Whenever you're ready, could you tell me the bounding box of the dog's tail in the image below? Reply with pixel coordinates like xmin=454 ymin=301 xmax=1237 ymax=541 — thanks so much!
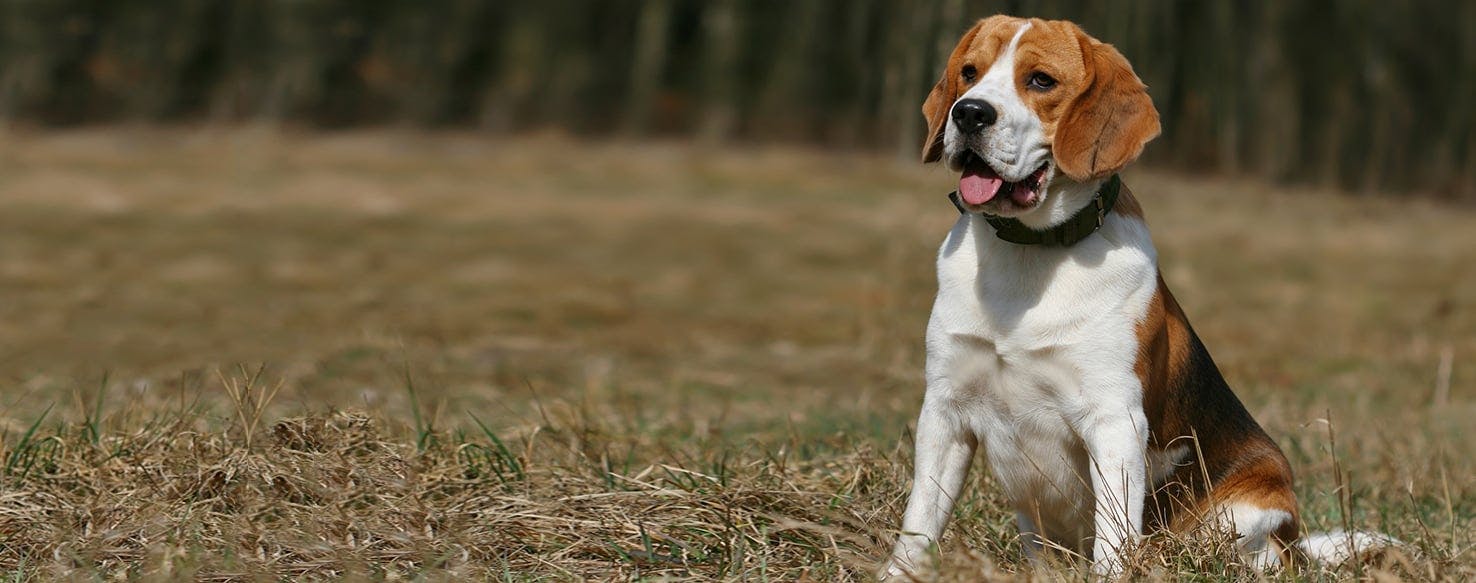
xmin=1295 ymin=530 xmax=1402 ymax=565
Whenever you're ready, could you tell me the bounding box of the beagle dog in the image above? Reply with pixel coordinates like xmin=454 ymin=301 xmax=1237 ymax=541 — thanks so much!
xmin=883 ymin=15 xmax=1388 ymax=578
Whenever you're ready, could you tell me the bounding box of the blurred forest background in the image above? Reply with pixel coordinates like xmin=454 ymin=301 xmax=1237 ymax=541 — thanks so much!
xmin=0 ymin=0 xmax=1472 ymax=198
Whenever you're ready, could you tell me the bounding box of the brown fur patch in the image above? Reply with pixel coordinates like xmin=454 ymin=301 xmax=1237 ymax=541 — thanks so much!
xmin=1134 ymin=277 xmax=1300 ymax=543
xmin=1051 ymin=31 xmax=1161 ymax=180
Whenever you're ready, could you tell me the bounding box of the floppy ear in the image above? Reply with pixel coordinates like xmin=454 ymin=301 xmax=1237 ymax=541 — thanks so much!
xmin=921 ymin=19 xmax=994 ymax=163
xmin=1053 ymin=32 xmax=1161 ymax=181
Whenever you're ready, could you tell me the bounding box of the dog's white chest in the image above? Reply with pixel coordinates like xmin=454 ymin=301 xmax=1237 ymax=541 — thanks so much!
xmin=941 ymin=332 xmax=1096 ymax=538
xmin=925 ymin=214 xmax=1158 ymax=539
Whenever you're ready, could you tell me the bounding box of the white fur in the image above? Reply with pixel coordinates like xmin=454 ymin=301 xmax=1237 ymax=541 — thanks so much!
xmin=1213 ymin=505 xmax=1399 ymax=569
xmin=1218 ymin=503 xmax=1295 ymax=569
xmin=1297 ymin=530 xmax=1402 ymax=566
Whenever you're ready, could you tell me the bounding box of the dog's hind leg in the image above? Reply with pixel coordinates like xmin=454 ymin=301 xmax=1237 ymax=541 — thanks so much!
xmin=1204 ymin=453 xmax=1302 ymax=569
xmin=1216 ymin=502 xmax=1298 ymax=569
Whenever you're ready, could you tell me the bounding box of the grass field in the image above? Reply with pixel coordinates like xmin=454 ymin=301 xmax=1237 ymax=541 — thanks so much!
xmin=0 ymin=129 xmax=1472 ymax=581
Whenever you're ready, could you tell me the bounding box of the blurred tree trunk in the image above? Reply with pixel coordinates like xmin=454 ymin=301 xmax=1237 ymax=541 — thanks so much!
xmin=698 ymin=0 xmax=739 ymax=143
xmin=482 ymin=6 xmax=546 ymax=131
xmin=1249 ymin=3 xmax=1298 ymax=182
xmin=0 ymin=0 xmax=46 ymax=121
xmin=1462 ymin=128 xmax=1476 ymax=200
xmin=511 ymin=0 xmax=600 ymax=131
xmin=889 ymin=0 xmax=937 ymax=160
xmin=830 ymin=0 xmax=876 ymax=147
xmin=1361 ymin=48 xmax=1394 ymax=195
xmin=623 ymin=0 xmax=673 ymax=136
xmin=1160 ymin=4 xmax=1204 ymax=169
xmin=1316 ymin=88 xmax=1351 ymax=189
xmin=1210 ymin=2 xmax=1240 ymax=174
xmin=933 ymin=0 xmax=966 ymax=77
xmin=930 ymin=0 xmax=966 ymax=78
xmin=209 ymin=0 xmax=260 ymax=122
xmin=754 ymin=0 xmax=823 ymax=139
xmin=914 ymin=0 xmax=966 ymax=151
xmin=1454 ymin=2 xmax=1476 ymax=199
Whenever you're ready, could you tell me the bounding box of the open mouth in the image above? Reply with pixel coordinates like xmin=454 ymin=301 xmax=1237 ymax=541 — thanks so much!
xmin=957 ymin=151 xmax=1048 ymax=209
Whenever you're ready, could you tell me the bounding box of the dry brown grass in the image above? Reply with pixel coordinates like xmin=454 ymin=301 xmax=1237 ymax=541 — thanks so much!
xmin=0 ymin=129 xmax=1472 ymax=580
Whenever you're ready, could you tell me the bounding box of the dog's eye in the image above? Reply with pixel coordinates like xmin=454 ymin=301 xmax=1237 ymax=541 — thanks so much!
xmin=961 ymin=65 xmax=977 ymax=83
xmin=1026 ymin=72 xmax=1057 ymax=90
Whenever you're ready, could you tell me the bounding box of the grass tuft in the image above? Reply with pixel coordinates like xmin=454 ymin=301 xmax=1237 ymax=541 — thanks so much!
xmin=2 ymin=403 xmax=56 ymax=486
xmin=219 ymin=365 xmax=284 ymax=450
xmin=463 ymin=412 xmax=525 ymax=487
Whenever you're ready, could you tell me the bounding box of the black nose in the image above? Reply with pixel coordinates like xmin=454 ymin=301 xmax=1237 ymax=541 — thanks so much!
xmin=951 ymin=99 xmax=997 ymax=133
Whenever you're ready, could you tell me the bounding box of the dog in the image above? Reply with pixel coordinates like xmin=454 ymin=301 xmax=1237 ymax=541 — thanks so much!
xmin=882 ymin=15 xmax=1392 ymax=579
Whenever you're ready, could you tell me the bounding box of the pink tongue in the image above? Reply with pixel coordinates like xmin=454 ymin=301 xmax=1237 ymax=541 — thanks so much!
xmin=959 ymin=171 xmax=1004 ymax=205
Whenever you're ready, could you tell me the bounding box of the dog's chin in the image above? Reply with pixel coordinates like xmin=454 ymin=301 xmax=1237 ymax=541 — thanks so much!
xmin=951 ymin=149 xmax=1051 ymax=217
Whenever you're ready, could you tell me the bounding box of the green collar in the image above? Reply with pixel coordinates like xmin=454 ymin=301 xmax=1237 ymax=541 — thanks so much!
xmin=948 ymin=174 xmax=1122 ymax=247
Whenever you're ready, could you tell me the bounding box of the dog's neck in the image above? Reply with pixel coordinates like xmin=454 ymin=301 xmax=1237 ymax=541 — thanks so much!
xmin=950 ymin=175 xmax=1119 ymax=247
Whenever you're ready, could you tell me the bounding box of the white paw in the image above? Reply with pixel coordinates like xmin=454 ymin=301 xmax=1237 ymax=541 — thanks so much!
xmin=1090 ymin=556 xmax=1126 ymax=579
xmin=877 ymin=560 xmax=911 ymax=581
xmin=879 ymin=542 xmax=931 ymax=581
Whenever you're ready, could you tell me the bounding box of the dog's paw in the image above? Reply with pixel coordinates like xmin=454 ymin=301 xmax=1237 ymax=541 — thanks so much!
xmin=1090 ymin=556 xmax=1127 ymax=579
xmin=880 ymin=534 xmax=940 ymax=581
xmin=876 ymin=561 xmax=907 ymax=581
xmin=877 ymin=556 xmax=920 ymax=581
xmin=878 ymin=548 xmax=928 ymax=581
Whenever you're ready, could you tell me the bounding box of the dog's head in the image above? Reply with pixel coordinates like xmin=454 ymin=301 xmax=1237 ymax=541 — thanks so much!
xmin=923 ymin=16 xmax=1159 ymax=221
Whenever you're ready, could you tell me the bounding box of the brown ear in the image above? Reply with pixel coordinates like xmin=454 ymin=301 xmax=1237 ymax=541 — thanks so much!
xmin=1053 ymin=33 xmax=1161 ymax=181
xmin=921 ymin=18 xmax=998 ymax=163
xmin=920 ymin=75 xmax=953 ymax=163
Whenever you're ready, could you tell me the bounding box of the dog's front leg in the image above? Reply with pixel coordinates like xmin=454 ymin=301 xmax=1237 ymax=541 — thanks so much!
xmin=1079 ymin=394 xmax=1149 ymax=577
xmin=883 ymin=396 xmax=977 ymax=579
